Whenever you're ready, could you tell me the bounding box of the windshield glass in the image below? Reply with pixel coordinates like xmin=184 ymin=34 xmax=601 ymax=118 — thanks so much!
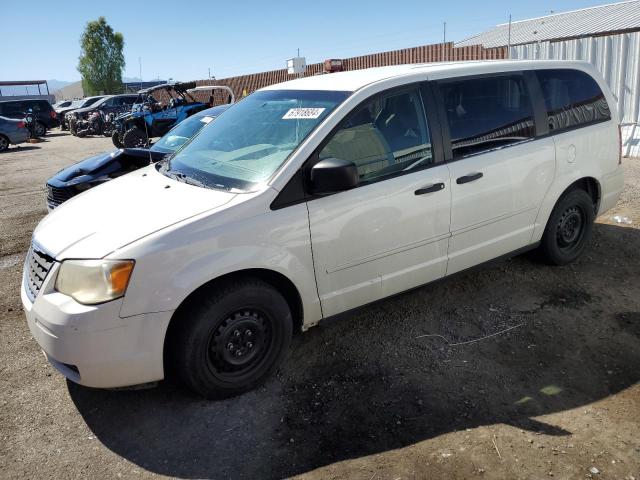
xmin=162 ymin=89 xmax=350 ymax=191
xmin=152 ymin=113 xmax=217 ymax=154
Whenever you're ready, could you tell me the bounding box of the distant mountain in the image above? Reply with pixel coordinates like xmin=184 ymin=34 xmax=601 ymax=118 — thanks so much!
xmin=48 ymin=79 xmax=75 ymax=92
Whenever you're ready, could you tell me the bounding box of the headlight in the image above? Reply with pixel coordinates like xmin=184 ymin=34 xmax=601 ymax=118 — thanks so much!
xmin=55 ymin=259 xmax=134 ymax=305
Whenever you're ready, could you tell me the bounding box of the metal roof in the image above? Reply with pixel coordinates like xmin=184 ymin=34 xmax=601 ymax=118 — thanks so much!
xmin=0 ymin=80 xmax=48 ymax=86
xmin=457 ymin=0 xmax=640 ymax=48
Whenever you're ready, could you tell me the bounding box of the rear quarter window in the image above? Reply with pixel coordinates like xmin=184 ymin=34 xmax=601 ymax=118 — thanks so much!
xmin=535 ymin=69 xmax=611 ymax=133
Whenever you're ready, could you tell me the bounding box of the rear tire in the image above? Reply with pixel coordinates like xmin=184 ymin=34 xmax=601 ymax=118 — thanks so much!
xmin=111 ymin=130 xmax=123 ymax=148
xmin=0 ymin=135 xmax=9 ymax=152
xmin=122 ymin=126 xmax=149 ymax=148
xmin=538 ymin=189 xmax=595 ymax=265
xmin=34 ymin=121 xmax=46 ymax=137
xmin=169 ymin=278 xmax=293 ymax=398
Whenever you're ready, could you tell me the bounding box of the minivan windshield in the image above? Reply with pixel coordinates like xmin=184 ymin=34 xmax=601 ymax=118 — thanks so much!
xmin=161 ymin=89 xmax=350 ymax=191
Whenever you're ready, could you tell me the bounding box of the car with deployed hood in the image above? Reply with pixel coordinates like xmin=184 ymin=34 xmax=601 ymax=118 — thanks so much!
xmin=23 ymin=60 xmax=624 ymax=398
xmin=45 ymin=104 xmax=230 ymax=209
xmin=67 ymin=94 xmax=138 ymax=135
xmin=57 ymin=96 xmax=105 ymax=130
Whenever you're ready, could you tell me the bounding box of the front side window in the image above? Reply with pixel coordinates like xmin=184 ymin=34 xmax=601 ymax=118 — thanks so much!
xmin=440 ymin=75 xmax=535 ymax=159
xmin=535 ymin=69 xmax=610 ymax=132
xmin=164 ymin=89 xmax=350 ymax=191
xmin=319 ymin=88 xmax=432 ymax=184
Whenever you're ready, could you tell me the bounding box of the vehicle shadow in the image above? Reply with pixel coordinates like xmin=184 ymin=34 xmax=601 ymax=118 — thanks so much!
xmin=68 ymin=223 xmax=640 ymax=479
xmin=5 ymin=145 xmax=41 ymax=153
xmin=44 ymin=132 xmax=70 ymax=138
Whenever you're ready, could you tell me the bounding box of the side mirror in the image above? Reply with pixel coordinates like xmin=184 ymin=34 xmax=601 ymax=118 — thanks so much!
xmin=310 ymin=157 xmax=359 ymax=195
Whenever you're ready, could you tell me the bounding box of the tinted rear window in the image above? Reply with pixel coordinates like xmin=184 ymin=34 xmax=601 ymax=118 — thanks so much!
xmin=535 ymin=69 xmax=610 ymax=133
xmin=439 ymin=74 xmax=536 ymax=158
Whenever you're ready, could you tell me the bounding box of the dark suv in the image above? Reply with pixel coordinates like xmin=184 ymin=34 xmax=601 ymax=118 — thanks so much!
xmin=67 ymin=94 xmax=138 ymax=134
xmin=0 ymin=99 xmax=58 ymax=136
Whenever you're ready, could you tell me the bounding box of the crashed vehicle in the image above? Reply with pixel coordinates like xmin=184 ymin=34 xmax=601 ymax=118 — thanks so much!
xmin=111 ymin=83 xmax=234 ymax=148
xmin=67 ymin=94 xmax=138 ymax=135
xmin=56 ymin=96 xmax=106 ymax=130
xmin=45 ymin=104 xmax=230 ymax=210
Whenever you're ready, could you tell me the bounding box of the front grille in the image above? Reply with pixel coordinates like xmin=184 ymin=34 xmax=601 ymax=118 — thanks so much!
xmin=24 ymin=247 xmax=54 ymax=302
xmin=46 ymin=184 xmax=75 ymax=209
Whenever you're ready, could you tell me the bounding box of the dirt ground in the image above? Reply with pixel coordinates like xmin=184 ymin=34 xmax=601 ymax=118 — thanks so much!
xmin=0 ymin=132 xmax=638 ymax=480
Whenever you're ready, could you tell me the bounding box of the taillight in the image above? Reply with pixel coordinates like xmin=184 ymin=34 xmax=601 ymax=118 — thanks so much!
xmin=17 ymin=121 xmax=25 ymax=128
xmin=50 ymin=110 xmax=57 ymax=119
xmin=618 ymin=124 xmax=622 ymax=165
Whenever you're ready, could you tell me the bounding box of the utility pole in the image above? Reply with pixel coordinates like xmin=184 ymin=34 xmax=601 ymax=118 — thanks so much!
xmin=507 ymin=14 xmax=512 ymax=59
xmin=443 ymin=21 xmax=446 ymax=44
xmin=208 ymin=67 xmax=211 ymax=79
xmin=138 ymin=57 xmax=142 ymax=90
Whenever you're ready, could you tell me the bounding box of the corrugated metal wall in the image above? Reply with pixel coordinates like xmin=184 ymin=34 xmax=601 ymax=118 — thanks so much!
xmin=185 ymin=42 xmax=505 ymax=105
xmin=510 ymin=31 xmax=640 ymax=157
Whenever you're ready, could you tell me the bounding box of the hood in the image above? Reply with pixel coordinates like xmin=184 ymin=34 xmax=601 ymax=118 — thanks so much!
xmin=49 ymin=150 xmax=123 ymax=185
xmin=34 ymin=165 xmax=237 ymax=259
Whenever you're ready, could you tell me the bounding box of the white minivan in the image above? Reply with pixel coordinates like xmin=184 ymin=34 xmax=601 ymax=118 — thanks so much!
xmin=23 ymin=60 xmax=624 ymax=398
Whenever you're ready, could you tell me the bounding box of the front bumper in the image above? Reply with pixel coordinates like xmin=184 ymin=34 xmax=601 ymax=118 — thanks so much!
xmin=21 ymin=261 xmax=173 ymax=388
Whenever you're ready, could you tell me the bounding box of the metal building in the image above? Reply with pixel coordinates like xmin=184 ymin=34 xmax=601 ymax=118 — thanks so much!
xmin=457 ymin=0 xmax=640 ymax=157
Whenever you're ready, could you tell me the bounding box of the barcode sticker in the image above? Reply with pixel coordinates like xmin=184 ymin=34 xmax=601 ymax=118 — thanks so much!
xmin=282 ymin=108 xmax=326 ymax=119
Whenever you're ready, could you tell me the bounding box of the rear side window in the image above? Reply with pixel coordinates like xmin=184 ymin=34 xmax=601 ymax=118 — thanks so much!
xmin=319 ymin=88 xmax=433 ymax=184
xmin=535 ymin=69 xmax=610 ymax=133
xmin=439 ymin=74 xmax=536 ymax=159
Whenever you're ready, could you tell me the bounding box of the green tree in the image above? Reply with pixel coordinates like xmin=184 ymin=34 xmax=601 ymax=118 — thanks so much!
xmin=77 ymin=17 xmax=125 ymax=95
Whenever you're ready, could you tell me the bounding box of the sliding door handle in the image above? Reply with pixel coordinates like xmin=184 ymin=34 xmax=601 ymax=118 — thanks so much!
xmin=456 ymin=172 xmax=483 ymax=184
xmin=415 ymin=182 xmax=445 ymax=195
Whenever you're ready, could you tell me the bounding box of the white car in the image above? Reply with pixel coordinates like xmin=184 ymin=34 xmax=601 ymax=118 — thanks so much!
xmin=22 ymin=60 xmax=624 ymax=398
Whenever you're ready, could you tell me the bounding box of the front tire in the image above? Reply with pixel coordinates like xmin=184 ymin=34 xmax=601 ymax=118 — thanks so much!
xmin=169 ymin=278 xmax=293 ymax=398
xmin=0 ymin=135 xmax=9 ymax=152
xmin=122 ymin=126 xmax=149 ymax=148
xmin=538 ymin=189 xmax=595 ymax=265
xmin=111 ymin=130 xmax=123 ymax=148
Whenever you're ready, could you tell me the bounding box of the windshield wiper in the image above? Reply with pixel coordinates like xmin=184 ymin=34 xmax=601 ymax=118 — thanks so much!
xmin=164 ymin=170 xmax=207 ymax=188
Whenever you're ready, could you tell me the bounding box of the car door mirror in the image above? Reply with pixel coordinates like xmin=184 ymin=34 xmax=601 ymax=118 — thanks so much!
xmin=310 ymin=157 xmax=359 ymax=195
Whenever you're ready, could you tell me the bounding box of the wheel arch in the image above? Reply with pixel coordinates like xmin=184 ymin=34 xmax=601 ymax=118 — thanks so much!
xmin=532 ymin=175 xmax=602 ymax=243
xmin=163 ymin=268 xmax=304 ymax=361
xmin=562 ymin=176 xmax=601 ymax=213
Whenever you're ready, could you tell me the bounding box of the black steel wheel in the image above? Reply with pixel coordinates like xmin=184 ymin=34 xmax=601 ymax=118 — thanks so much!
xmin=168 ymin=278 xmax=293 ymax=398
xmin=539 ymin=188 xmax=595 ymax=265
xmin=207 ymin=309 xmax=273 ymax=381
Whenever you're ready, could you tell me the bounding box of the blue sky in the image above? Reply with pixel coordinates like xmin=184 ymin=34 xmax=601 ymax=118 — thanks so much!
xmin=1 ymin=0 xmax=612 ymax=83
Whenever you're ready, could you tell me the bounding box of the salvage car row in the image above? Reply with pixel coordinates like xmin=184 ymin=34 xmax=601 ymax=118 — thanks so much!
xmin=0 ymin=83 xmax=234 ymax=152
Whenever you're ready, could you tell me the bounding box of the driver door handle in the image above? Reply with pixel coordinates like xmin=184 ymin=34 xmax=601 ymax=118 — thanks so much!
xmin=415 ymin=182 xmax=445 ymax=195
xmin=456 ymin=172 xmax=483 ymax=184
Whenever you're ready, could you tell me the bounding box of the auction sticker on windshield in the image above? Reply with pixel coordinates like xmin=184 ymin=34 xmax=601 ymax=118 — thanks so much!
xmin=282 ymin=108 xmax=326 ymax=119
xmin=200 ymin=116 xmax=214 ymax=124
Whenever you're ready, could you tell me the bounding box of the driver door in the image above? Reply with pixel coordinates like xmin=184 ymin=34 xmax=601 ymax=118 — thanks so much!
xmin=307 ymin=86 xmax=451 ymax=317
